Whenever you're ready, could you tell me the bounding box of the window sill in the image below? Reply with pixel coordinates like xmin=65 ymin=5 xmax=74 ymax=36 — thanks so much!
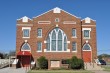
xmin=72 ymin=51 xmax=77 ymax=52
xmin=83 ymin=37 xmax=90 ymax=39
xmin=37 ymin=36 xmax=42 ymax=38
xmin=82 ymin=50 xmax=91 ymax=51
xmin=37 ymin=51 xmax=42 ymax=52
xmin=71 ymin=37 xmax=77 ymax=38
xmin=22 ymin=37 xmax=30 ymax=38
xmin=44 ymin=49 xmax=70 ymax=52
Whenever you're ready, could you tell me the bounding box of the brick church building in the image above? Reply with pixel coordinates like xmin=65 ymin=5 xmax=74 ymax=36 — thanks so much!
xmin=16 ymin=7 xmax=97 ymax=68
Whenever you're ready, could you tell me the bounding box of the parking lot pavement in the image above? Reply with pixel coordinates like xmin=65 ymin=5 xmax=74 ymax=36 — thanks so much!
xmin=0 ymin=67 xmax=28 ymax=73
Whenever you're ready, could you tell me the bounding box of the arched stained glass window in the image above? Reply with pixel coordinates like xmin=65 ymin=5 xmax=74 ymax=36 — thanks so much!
xmin=21 ymin=43 xmax=31 ymax=51
xmin=83 ymin=43 xmax=91 ymax=50
xmin=46 ymin=28 xmax=68 ymax=51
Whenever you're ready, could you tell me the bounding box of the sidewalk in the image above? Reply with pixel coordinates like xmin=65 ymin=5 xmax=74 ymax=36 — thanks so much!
xmin=0 ymin=67 xmax=27 ymax=73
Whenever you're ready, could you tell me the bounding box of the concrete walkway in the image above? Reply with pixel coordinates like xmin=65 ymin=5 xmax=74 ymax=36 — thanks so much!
xmin=0 ymin=67 xmax=28 ymax=73
xmin=92 ymin=70 xmax=110 ymax=73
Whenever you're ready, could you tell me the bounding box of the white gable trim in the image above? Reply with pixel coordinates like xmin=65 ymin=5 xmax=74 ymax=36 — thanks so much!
xmin=17 ymin=16 xmax=32 ymax=21
xmin=81 ymin=17 xmax=96 ymax=21
xmin=33 ymin=7 xmax=80 ymax=19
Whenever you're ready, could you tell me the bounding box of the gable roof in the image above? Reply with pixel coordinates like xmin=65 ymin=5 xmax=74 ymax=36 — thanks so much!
xmin=33 ymin=7 xmax=80 ymax=19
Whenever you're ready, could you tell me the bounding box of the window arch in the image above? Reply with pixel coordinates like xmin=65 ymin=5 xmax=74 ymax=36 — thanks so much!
xmin=83 ymin=43 xmax=91 ymax=51
xmin=21 ymin=43 xmax=31 ymax=51
xmin=46 ymin=28 xmax=68 ymax=51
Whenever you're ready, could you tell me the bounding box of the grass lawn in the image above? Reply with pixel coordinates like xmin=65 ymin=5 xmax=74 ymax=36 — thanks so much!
xmin=28 ymin=70 xmax=94 ymax=73
xmin=102 ymin=65 xmax=110 ymax=72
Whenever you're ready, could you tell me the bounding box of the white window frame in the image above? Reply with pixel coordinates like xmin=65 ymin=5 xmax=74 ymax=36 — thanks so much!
xmin=21 ymin=43 xmax=31 ymax=51
xmin=72 ymin=42 xmax=77 ymax=52
xmin=22 ymin=27 xmax=31 ymax=38
xmin=82 ymin=28 xmax=91 ymax=39
xmin=82 ymin=43 xmax=91 ymax=51
xmin=72 ymin=29 xmax=77 ymax=38
xmin=37 ymin=42 xmax=42 ymax=52
xmin=37 ymin=28 xmax=42 ymax=38
xmin=44 ymin=28 xmax=70 ymax=52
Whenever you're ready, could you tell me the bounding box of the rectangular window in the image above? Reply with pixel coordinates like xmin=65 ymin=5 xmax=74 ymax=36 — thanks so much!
xmin=72 ymin=42 xmax=77 ymax=52
xmin=84 ymin=30 xmax=90 ymax=38
xmin=72 ymin=29 xmax=77 ymax=38
xmin=37 ymin=28 xmax=42 ymax=38
xmin=37 ymin=42 xmax=42 ymax=52
xmin=23 ymin=29 xmax=29 ymax=37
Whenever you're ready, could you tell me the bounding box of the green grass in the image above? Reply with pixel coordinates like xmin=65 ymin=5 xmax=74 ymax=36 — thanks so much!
xmin=102 ymin=66 xmax=110 ymax=72
xmin=28 ymin=70 xmax=94 ymax=73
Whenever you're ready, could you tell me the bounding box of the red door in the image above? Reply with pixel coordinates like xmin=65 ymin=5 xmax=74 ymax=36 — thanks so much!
xmin=83 ymin=51 xmax=91 ymax=62
xmin=22 ymin=56 xmax=30 ymax=67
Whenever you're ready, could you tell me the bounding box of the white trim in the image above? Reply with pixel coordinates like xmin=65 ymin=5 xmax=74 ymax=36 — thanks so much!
xmin=72 ymin=42 xmax=77 ymax=52
xmin=21 ymin=43 xmax=31 ymax=51
xmin=71 ymin=37 xmax=77 ymax=38
xmin=25 ymin=40 xmax=28 ymax=43
xmin=82 ymin=43 xmax=91 ymax=51
xmin=37 ymin=42 xmax=42 ymax=52
xmin=82 ymin=28 xmax=91 ymax=31
xmin=82 ymin=25 xmax=96 ymax=27
xmin=17 ymin=16 xmax=32 ymax=21
xmin=22 ymin=27 xmax=31 ymax=31
xmin=22 ymin=27 xmax=31 ymax=38
xmin=67 ymin=41 xmax=70 ymax=44
xmin=33 ymin=7 xmax=80 ymax=19
xmin=53 ymin=7 xmax=61 ymax=13
xmin=37 ymin=28 xmax=42 ymax=38
xmin=17 ymin=24 xmax=33 ymax=26
xmin=82 ymin=28 xmax=91 ymax=39
xmin=44 ymin=49 xmax=70 ymax=52
xmin=63 ymin=21 xmax=76 ymax=24
xmin=81 ymin=17 xmax=96 ymax=21
xmin=72 ymin=29 xmax=77 ymax=38
xmin=45 ymin=28 xmax=68 ymax=52
xmin=38 ymin=21 xmax=51 ymax=24
xmin=56 ymin=24 xmax=58 ymax=27
xmin=44 ymin=41 xmax=47 ymax=43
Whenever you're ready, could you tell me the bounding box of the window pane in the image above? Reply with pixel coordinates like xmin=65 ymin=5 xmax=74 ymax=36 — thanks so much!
xmin=58 ymin=40 xmax=62 ymax=51
xmin=46 ymin=37 xmax=50 ymax=51
xmin=37 ymin=28 xmax=42 ymax=37
xmin=52 ymin=31 xmax=56 ymax=39
xmin=51 ymin=40 xmax=56 ymax=51
xmin=83 ymin=44 xmax=90 ymax=50
xmin=58 ymin=31 xmax=62 ymax=40
xmin=72 ymin=29 xmax=76 ymax=37
xmin=72 ymin=42 xmax=76 ymax=51
xmin=64 ymin=36 xmax=67 ymax=51
xmin=23 ymin=29 xmax=29 ymax=37
xmin=21 ymin=43 xmax=30 ymax=50
xmin=37 ymin=42 xmax=42 ymax=51
xmin=84 ymin=30 xmax=89 ymax=37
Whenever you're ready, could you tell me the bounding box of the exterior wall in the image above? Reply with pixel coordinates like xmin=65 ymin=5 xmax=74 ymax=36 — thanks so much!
xmin=16 ymin=8 xmax=97 ymax=68
xmin=81 ymin=20 xmax=97 ymax=62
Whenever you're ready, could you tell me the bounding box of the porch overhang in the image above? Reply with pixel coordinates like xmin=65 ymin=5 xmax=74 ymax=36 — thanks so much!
xmin=17 ymin=51 xmax=31 ymax=56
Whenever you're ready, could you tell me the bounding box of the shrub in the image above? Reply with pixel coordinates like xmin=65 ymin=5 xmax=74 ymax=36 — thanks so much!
xmin=69 ymin=56 xmax=84 ymax=69
xmin=78 ymin=59 xmax=84 ymax=69
xmin=37 ymin=56 xmax=48 ymax=69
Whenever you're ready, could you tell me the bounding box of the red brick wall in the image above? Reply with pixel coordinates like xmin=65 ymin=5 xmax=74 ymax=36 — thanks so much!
xmin=16 ymin=9 xmax=97 ymax=64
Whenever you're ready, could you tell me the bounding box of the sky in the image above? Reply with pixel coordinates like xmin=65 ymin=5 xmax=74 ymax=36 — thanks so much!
xmin=0 ymin=0 xmax=110 ymax=55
